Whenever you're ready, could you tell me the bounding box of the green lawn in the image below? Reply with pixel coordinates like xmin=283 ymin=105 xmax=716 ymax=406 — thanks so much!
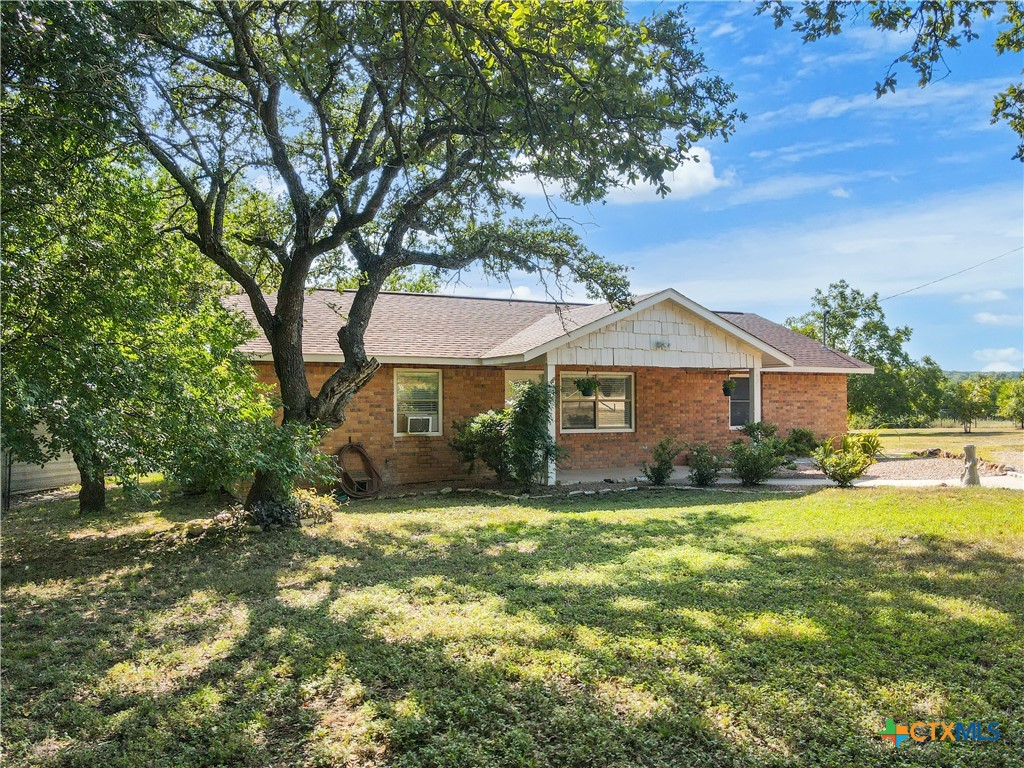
xmin=3 ymin=485 xmax=1022 ymax=767
xmin=859 ymin=421 xmax=1023 ymax=464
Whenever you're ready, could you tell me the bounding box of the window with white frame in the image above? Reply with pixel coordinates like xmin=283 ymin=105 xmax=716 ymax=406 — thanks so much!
xmin=504 ymin=370 xmax=545 ymax=402
xmin=395 ymin=369 xmax=442 ymax=435
xmin=560 ymin=373 xmax=634 ymax=432
xmin=729 ymin=374 xmax=751 ymax=428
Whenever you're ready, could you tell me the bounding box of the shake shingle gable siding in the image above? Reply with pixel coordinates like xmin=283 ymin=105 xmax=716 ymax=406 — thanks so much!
xmin=227 ymin=289 xmax=871 ymax=485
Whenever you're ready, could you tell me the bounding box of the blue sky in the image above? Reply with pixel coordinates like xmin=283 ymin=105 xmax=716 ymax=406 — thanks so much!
xmin=451 ymin=2 xmax=1024 ymax=372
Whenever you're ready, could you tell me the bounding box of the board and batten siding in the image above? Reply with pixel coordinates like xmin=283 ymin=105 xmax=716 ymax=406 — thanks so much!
xmin=548 ymin=300 xmax=759 ymax=369
xmin=2 ymin=449 xmax=79 ymax=495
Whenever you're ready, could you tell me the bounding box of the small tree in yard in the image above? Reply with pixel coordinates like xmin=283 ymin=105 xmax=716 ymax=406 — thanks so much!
xmin=451 ymin=382 xmax=562 ymax=489
xmin=944 ymin=377 xmax=994 ymax=433
xmin=8 ymin=1 xmax=742 ymax=509
xmin=997 ymin=376 xmax=1024 ymax=429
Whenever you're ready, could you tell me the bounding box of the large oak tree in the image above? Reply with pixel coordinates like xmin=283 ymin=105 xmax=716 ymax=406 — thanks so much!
xmin=7 ymin=1 xmax=742 ymax=506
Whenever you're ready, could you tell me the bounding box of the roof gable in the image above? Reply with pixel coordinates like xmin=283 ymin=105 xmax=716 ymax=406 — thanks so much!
xmin=487 ymin=289 xmax=794 ymax=366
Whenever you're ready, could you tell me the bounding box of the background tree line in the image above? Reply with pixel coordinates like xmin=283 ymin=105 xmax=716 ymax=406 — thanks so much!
xmin=788 ymin=281 xmax=1024 ymax=432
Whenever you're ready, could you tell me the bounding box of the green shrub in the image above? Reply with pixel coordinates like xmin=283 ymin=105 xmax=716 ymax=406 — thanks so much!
xmin=167 ymin=416 xmax=335 ymax=501
xmin=784 ymin=428 xmax=820 ymax=457
xmin=729 ymin=439 xmax=787 ymax=486
xmin=687 ymin=444 xmax=722 ymax=487
xmin=812 ymin=441 xmax=875 ymax=487
xmin=739 ymin=421 xmax=779 ymax=442
xmin=290 ymin=488 xmax=340 ymax=525
xmin=506 ymin=381 xmax=563 ymax=487
xmin=843 ymin=430 xmax=882 ymax=459
xmin=450 ymin=382 xmax=563 ymax=487
xmin=642 ymin=437 xmax=683 ymax=485
xmin=450 ymin=409 xmax=510 ymax=481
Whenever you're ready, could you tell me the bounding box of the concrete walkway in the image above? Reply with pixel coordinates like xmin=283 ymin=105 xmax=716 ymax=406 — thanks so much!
xmin=557 ymin=466 xmax=1024 ymax=490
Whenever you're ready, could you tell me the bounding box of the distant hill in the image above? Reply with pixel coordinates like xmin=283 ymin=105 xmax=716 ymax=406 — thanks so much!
xmin=944 ymin=371 xmax=1020 ymax=384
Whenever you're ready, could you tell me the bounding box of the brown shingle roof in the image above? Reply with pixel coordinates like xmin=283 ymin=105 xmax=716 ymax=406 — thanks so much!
xmin=224 ymin=290 xmax=579 ymax=359
xmin=225 ymin=289 xmax=870 ymax=370
xmin=716 ymin=312 xmax=873 ymax=370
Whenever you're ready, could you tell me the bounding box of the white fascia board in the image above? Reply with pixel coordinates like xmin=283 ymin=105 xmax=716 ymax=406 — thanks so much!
xmin=249 ymin=352 xmax=869 ymax=373
xmin=499 ymin=288 xmax=795 ymax=367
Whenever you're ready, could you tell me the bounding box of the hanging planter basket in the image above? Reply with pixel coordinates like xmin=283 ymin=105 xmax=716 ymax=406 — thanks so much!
xmin=576 ymin=377 xmax=600 ymax=397
xmin=722 ymin=379 xmax=736 ymax=397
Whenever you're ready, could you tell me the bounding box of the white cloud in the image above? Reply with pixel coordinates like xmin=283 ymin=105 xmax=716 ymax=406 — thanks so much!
xmin=973 ymin=347 xmax=1023 ymax=363
xmin=506 ymin=147 xmax=732 ymax=205
xmin=613 ymin=184 xmax=1023 ymax=311
xmin=723 ymin=170 xmax=887 ymax=206
xmin=754 ymin=77 xmax=1008 ymax=128
xmin=795 ymin=27 xmax=915 ymax=73
xmin=829 ymin=187 xmax=851 ymax=199
xmin=982 ymin=361 xmax=1022 ymax=372
xmin=710 ymin=22 xmax=739 ymax=39
xmin=973 ymin=312 xmax=1023 ymax=326
xmin=749 ymin=137 xmax=894 ymax=163
xmin=605 ymin=148 xmax=733 ymax=204
xmin=957 ymin=290 xmax=1009 ymax=303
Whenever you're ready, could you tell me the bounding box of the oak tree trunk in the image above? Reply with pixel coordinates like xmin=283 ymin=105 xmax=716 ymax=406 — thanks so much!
xmin=73 ymin=452 xmax=105 ymax=513
xmin=244 ymin=468 xmax=282 ymax=510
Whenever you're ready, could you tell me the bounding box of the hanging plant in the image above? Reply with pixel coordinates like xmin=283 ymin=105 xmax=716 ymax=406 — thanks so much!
xmin=722 ymin=379 xmax=736 ymax=397
xmin=576 ymin=376 xmax=600 ymax=397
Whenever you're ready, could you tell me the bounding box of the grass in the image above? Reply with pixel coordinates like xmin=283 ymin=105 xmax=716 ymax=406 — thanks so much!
xmin=3 ymin=484 xmax=1023 ymax=767
xmin=856 ymin=420 xmax=1023 ymax=464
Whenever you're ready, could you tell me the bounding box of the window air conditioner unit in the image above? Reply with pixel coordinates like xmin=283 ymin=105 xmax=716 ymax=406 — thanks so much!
xmin=407 ymin=415 xmax=434 ymax=433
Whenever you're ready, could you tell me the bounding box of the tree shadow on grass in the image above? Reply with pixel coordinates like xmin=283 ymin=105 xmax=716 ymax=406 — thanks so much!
xmin=3 ymin=491 xmax=1022 ymax=767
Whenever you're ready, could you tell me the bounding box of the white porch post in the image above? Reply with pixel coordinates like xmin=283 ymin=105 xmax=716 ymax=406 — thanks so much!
xmin=546 ymin=353 xmax=557 ymax=485
xmin=752 ymin=359 xmax=762 ymax=423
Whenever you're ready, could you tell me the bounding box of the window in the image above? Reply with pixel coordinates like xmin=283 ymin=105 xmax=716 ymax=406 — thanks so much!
xmin=395 ymin=369 xmax=442 ymax=436
xmin=560 ymin=373 xmax=634 ymax=432
xmin=729 ymin=374 xmax=751 ymax=428
xmin=504 ymin=370 xmax=545 ymax=402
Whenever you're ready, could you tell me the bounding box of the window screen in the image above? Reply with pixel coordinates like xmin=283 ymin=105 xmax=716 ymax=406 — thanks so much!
xmin=560 ymin=373 xmax=633 ymax=431
xmin=729 ymin=375 xmax=751 ymax=428
xmin=396 ymin=370 xmax=441 ymax=434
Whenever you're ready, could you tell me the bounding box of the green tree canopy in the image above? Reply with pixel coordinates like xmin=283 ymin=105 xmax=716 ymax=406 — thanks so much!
xmin=0 ymin=152 xmax=268 ymax=511
xmin=996 ymin=375 xmax=1024 ymax=428
xmin=943 ymin=375 xmax=995 ymax=432
xmin=787 ymin=280 xmax=946 ymax=427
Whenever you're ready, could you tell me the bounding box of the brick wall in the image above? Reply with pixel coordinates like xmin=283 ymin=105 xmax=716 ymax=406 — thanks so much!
xmin=761 ymin=372 xmax=847 ymax=441
xmin=253 ymin=361 xmax=507 ymax=485
xmin=253 ymin=361 xmax=849 ymax=484
xmin=555 ymin=365 xmax=734 ymax=470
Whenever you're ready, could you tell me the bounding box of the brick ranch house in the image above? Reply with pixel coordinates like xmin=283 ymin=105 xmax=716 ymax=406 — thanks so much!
xmin=226 ymin=288 xmax=872 ymax=485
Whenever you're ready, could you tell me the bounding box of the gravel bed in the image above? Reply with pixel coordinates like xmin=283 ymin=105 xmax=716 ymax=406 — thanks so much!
xmin=863 ymin=457 xmax=967 ymax=481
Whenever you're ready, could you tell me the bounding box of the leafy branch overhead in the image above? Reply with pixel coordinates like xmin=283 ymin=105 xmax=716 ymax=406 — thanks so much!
xmin=759 ymin=0 xmax=1024 ymax=160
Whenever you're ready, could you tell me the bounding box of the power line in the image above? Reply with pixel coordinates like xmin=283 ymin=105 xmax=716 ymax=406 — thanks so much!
xmin=878 ymin=246 xmax=1023 ymax=302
